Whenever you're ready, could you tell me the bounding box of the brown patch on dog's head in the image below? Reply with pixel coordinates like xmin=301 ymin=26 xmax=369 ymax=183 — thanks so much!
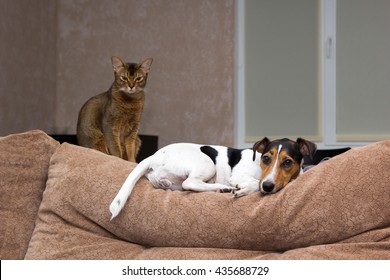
xmin=253 ymin=138 xmax=317 ymax=194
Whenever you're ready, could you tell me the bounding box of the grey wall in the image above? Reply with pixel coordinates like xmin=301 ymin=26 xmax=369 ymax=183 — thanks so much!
xmin=0 ymin=0 xmax=235 ymax=147
xmin=0 ymin=0 xmax=57 ymax=134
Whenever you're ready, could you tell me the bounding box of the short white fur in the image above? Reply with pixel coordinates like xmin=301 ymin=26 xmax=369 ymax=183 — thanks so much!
xmin=109 ymin=143 xmax=262 ymax=219
xmin=261 ymin=144 xmax=282 ymax=187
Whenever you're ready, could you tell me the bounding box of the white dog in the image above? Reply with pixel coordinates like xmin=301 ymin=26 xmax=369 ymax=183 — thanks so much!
xmin=110 ymin=143 xmax=262 ymax=219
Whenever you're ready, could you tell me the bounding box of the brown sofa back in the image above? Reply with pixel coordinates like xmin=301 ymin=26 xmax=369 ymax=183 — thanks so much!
xmin=24 ymin=139 xmax=390 ymax=259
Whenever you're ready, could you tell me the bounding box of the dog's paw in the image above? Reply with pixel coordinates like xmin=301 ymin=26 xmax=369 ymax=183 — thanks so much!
xmin=231 ymin=181 xmax=259 ymax=198
xmin=228 ymin=177 xmax=241 ymax=188
xmin=218 ymin=185 xmax=239 ymax=193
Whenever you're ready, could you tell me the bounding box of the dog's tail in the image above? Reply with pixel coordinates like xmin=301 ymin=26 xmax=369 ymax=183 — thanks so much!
xmin=109 ymin=156 xmax=152 ymax=220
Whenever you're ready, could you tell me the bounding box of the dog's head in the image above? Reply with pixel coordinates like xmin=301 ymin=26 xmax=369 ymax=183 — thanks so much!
xmin=253 ymin=137 xmax=316 ymax=194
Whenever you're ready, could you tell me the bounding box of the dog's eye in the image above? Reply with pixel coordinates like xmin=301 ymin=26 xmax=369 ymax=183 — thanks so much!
xmin=283 ymin=160 xmax=293 ymax=168
xmin=262 ymin=156 xmax=271 ymax=165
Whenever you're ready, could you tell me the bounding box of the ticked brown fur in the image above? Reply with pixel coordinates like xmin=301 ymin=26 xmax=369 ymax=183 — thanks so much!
xmin=77 ymin=56 xmax=153 ymax=162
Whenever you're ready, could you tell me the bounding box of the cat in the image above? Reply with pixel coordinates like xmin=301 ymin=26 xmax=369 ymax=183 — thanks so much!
xmin=77 ymin=56 xmax=153 ymax=162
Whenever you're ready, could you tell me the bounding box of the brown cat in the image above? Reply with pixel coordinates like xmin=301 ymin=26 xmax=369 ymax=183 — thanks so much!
xmin=77 ymin=56 xmax=153 ymax=162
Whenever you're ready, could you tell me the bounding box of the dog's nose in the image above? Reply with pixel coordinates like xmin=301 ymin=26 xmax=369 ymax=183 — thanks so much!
xmin=261 ymin=181 xmax=275 ymax=193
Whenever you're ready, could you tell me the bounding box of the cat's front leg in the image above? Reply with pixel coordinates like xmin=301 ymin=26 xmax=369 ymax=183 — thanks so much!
xmin=125 ymin=136 xmax=141 ymax=162
xmin=104 ymin=127 xmax=124 ymax=159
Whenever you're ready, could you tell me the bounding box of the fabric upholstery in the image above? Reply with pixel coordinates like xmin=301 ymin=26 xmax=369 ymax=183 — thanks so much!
xmin=0 ymin=130 xmax=59 ymax=259
xmin=24 ymin=140 xmax=390 ymax=259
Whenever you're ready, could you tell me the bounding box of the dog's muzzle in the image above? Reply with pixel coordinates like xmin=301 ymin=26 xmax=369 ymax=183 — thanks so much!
xmin=260 ymin=181 xmax=275 ymax=194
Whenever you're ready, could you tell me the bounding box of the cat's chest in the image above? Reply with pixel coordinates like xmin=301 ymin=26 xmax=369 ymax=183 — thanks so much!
xmin=106 ymin=103 xmax=143 ymax=123
xmin=104 ymin=97 xmax=143 ymax=130
xmin=104 ymin=111 xmax=140 ymax=137
xmin=105 ymin=92 xmax=142 ymax=112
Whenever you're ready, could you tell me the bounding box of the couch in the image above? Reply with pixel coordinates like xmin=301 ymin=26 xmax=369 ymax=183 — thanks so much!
xmin=1 ymin=130 xmax=389 ymax=259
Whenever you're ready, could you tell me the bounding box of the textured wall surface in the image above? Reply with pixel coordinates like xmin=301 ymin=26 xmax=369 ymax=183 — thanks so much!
xmin=0 ymin=0 xmax=57 ymax=135
xmin=56 ymin=0 xmax=235 ymax=147
xmin=0 ymin=0 xmax=235 ymax=147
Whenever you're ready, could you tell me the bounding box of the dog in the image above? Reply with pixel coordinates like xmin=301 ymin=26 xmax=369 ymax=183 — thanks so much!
xmin=109 ymin=137 xmax=316 ymax=219
xmin=254 ymin=137 xmax=317 ymax=194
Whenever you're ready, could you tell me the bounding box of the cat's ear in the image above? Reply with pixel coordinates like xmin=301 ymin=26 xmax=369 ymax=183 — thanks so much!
xmin=111 ymin=56 xmax=125 ymax=73
xmin=139 ymin=58 xmax=153 ymax=73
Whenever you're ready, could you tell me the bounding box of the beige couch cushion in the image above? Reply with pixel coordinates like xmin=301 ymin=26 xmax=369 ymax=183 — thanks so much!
xmin=25 ymin=140 xmax=390 ymax=259
xmin=0 ymin=130 xmax=59 ymax=259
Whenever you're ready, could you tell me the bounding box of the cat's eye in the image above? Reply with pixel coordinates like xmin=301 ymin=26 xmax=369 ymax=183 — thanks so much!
xmin=135 ymin=76 xmax=143 ymax=82
xmin=120 ymin=76 xmax=128 ymax=82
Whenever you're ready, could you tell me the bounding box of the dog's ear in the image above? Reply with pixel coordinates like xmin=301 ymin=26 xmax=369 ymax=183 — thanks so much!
xmin=296 ymin=138 xmax=317 ymax=159
xmin=252 ymin=137 xmax=270 ymax=161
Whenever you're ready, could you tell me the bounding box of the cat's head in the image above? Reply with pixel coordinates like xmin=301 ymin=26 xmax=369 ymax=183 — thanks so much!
xmin=111 ymin=56 xmax=153 ymax=95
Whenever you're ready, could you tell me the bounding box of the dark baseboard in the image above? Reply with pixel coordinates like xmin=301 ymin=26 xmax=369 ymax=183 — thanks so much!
xmin=49 ymin=134 xmax=158 ymax=163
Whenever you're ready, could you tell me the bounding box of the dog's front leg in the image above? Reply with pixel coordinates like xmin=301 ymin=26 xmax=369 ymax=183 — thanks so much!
xmin=229 ymin=176 xmax=259 ymax=197
xmin=182 ymin=177 xmax=236 ymax=193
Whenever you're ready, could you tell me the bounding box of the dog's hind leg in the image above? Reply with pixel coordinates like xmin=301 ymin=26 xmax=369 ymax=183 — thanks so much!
xmin=181 ymin=166 xmax=235 ymax=193
xmin=180 ymin=152 xmax=236 ymax=192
